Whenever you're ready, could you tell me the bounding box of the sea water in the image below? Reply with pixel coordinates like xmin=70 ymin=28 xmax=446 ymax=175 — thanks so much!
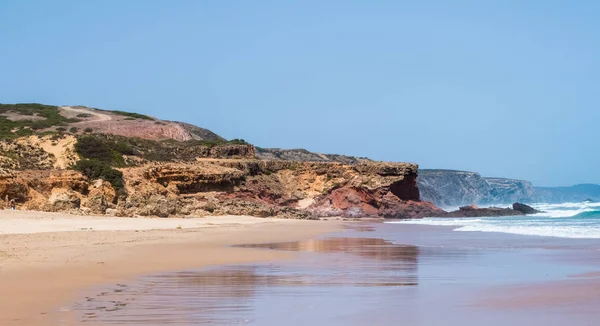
xmin=389 ymin=202 xmax=600 ymax=239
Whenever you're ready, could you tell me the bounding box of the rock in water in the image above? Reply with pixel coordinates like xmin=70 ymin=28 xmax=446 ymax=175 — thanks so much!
xmin=442 ymin=205 xmax=522 ymax=218
xmin=512 ymin=202 xmax=541 ymax=214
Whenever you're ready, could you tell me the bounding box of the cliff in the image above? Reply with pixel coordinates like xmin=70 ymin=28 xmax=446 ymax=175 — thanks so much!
xmin=418 ymin=170 xmax=492 ymax=207
xmin=0 ymin=103 xmax=442 ymax=219
xmin=418 ymin=169 xmax=536 ymax=207
xmin=2 ymin=149 xmax=442 ymax=219
xmin=485 ymin=177 xmax=536 ymax=204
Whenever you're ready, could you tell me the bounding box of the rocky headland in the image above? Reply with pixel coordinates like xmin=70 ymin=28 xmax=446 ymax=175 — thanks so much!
xmin=0 ymin=103 xmax=584 ymax=220
xmin=0 ymin=103 xmax=446 ymax=219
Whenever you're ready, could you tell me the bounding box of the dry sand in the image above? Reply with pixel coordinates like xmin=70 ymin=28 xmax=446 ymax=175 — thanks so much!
xmin=0 ymin=210 xmax=342 ymax=326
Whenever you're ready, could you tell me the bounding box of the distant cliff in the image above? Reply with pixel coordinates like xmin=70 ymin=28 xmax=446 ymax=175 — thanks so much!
xmin=418 ymin=169 xmax=536 ymax=207
xmin=485 ymin=177 xmax=537 ymax=204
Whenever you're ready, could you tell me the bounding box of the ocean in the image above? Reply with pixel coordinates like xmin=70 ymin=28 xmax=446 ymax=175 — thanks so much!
xmin=390 ymin=201 xmax=600 ymax=238
xmin=54 ymin=204 xmax=600 ymax=326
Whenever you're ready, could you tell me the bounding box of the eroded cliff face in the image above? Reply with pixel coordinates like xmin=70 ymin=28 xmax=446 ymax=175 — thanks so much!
xmin=114 ymin=160 xmax=442 ymax=219
xmin=1 ymin=141 xmax=442 ymax=219
xmin=0 ymin=104 xmax=442 ymax=219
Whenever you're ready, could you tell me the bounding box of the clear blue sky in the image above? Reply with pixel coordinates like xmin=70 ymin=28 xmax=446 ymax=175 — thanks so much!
xmin=1 ymin=1 xmax=598 ymax=186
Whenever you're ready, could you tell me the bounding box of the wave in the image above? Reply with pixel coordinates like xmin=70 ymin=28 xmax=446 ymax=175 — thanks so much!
xmin=386 ymin=201 xmax=600 ymax=239
xmin=572 ymin=210 xmax=600 ymax=219
xmin=454 ymin=224 xmax=600 ymax=239
xmin=388 ymin=218 xmax=600 ymax=239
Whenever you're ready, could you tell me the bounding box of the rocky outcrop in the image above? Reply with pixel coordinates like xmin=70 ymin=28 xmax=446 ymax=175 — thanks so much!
xmin=440 ymin=202 xmax=541 ymax=218
xmin=512 ymin=203 xmax=541 ymax=214
xmin=3 ymin=154 xmax=442 ymax=219
xmin=0 ymin=104 xmax=443 ymax=219
xmin=114 ymin=160 xmax=442 ymax=219
xmin=442 ymin=205 xmax=522 ymax=218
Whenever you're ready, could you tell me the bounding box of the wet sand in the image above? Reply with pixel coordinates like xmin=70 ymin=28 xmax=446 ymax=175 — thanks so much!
xmin=0 ymin=210 xmax=342 ymax=326
xmin=63 ymin=223 xmax=600 ymax=326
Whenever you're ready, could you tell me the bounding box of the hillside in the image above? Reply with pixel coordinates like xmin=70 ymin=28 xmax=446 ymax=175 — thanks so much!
xmin=0 ymin=103 xmax=441 ymax=219
xmin=535 ymin=184 xmax=600 ymax=203
xmin=0 ymin=103 xmax=224 ymax=141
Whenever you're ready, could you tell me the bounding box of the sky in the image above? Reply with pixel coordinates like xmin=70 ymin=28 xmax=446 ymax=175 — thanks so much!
xmin=0 ymin=1 xmax=599 ymax=187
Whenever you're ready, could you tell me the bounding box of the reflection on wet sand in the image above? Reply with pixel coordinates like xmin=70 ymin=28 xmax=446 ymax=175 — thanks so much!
xmin=62 ymin=224 xmax=600 ymax=326
xmin=240 ymin=237 xmax=420 ymax=267
xmin=68 ymin=237 xmax=421 ymax=325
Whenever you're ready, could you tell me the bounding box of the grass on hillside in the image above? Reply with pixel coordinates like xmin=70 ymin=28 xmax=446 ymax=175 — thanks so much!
xmin=93 ymin=108 xmax=154 ymax=121
xmin=0 ymin=103 xmax=81 ymax=139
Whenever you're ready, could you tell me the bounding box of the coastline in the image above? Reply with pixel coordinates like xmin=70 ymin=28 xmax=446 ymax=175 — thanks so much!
xmin=0 ymin=211 xmax=343 ymax=326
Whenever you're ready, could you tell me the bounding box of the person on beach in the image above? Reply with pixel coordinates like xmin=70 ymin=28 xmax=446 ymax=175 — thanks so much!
xmin=10 ymin=199 xmax=15 ymax=210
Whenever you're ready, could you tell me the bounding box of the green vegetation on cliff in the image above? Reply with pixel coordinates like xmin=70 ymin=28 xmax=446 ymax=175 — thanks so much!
xmin=95 ymin=108 xmax=154 ymax=120
xmin=71 ymin=134 xmax=254 ymax=196
xmin=0 ymin=103 xmax=81 ymax=139
xmin=73 ymin=159 xmax=125 ymax=193
xmin=73 ymin=135 xmax=129 ymax=195
xmin=75 ymin=134 xmax=252 ymax=164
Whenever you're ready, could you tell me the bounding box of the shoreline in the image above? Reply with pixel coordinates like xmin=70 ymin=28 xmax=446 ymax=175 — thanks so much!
xmin=0 ymin=211 xmax=343 ymax=326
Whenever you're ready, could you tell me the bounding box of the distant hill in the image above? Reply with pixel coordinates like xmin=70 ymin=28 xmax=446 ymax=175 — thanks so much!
xmin=0 ymin=103 xmax=224 ymax=142
xmin=535 ymin=184 xmax=600 ymax=203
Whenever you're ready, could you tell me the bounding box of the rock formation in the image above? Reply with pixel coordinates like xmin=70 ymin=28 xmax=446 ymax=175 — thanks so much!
xmin=512 ymin=202 xmax=541 ymax=215
xmin=439 ymin=202 xmax=541 ymax=218
xmin=441 ymin=205 xmax=523 ymax=218
xmin=0 ymin=130 xmax=443 ymax=219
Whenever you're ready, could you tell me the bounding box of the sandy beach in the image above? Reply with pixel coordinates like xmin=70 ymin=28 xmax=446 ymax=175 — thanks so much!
xmin=0 ymin=210 xmax=341 ymax=326
xmin=57 ymin=222 xmax=600 ymax=326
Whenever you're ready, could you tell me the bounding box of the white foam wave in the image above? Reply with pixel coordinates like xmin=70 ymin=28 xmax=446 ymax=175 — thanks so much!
xmin=388 ymin=218 xmax=600 ymax=239
xmin=531 ymin=202 xmax=600 ymax=218
xmin=454 ymin=224 xmax=600 ymax=239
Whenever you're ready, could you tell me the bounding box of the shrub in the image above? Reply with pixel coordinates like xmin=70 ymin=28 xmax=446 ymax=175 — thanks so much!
xmin=76 ymin=113 xmax=93 ymax=118
xmin=72 ymin=159 xmax=125 ymax=193
xmin=83 ymin=127 xmax=93 ymax=133
xmin=228 ymin=138 xmax=247 ymax=145
xmin=56 ymin=127 xmax=67 ymax=133
xmin=69 ymin=127 xmax=79 ymax=133
xmin=75 ymin=135 xmax=125 ymax=166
